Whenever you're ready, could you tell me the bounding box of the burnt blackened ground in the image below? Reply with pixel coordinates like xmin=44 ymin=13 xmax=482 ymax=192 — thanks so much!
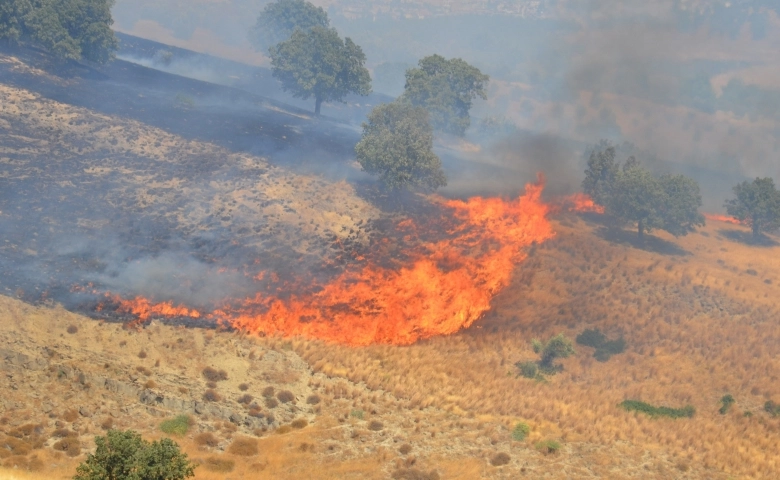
xmin=0 ymin=44 xmax=389 ymax=318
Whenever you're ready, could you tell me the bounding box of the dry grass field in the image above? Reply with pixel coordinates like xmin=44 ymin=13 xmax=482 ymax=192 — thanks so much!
xmin=2 ymin=45 xmax=780 ymax=479
xmin=2 ymin=215 xmax=779 ymax=479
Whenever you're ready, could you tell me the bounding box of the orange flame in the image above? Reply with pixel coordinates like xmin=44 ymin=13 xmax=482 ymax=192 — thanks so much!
xmin=704 ymin=213 xmax=741 ymax=225
xmin=93 ymin=177 xmax=556 ymax=346
xmin=111 ymin=295 xmax=202 ymax=321
xmin=562 ymin=193 xmax=605 ymax=214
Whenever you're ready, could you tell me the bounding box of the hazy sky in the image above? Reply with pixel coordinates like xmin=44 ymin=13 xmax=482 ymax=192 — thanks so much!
xmin=111 ymin=0 xmax=780 ymax=207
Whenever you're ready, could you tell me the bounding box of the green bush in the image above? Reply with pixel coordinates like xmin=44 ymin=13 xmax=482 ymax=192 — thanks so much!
xmin=535 ymin=439 xmax=561 ymax=454
xmin=350 ymin=409 xmax=364 ymax=420
xmin=74 ymin=429 xmax=195 ymax=480
xmin=515 ymin=361 xmax=538 ymax=379
xmin=764 ymin=400 xmax=780 ymax=416
xmin=576 ymin=328 xmax=625 ymax=362
xmin=511 ymin=422 xmax=530 ymax=441
xmin=619 ymin=400 xmax=695 ymax=418
xmin=160 ymin=415 xmax=193 ymax=436
xmin=719 ymin=394 xmax=735 ymax=415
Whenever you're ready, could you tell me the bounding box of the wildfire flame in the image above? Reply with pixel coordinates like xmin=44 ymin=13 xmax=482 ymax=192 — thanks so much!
xmin=704 ymin=213 xmax=741 ymax=225
xmin=563 ymin=193 xmax=605 ymax=214
xmin=99 ymin=176 xmax=563 ymax=345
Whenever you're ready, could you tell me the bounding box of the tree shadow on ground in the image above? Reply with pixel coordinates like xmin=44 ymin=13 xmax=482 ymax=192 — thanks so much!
xmin=717 ymin=229 xmax=779 ymax=247
xmin=596 ymin=227 xmax=690 ymax=256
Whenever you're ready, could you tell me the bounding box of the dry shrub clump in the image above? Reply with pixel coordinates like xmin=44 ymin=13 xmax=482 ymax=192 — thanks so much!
xmin=265 ymin=398 xmax=279 ymax=409
xmin=202 ymin=456 xmax=235 ymax=472
xmin=0 ymin=436 xmax=32 ymax=457
xmin=100 ymin=418 xmax=114 ymax=430
xmin=62 ymin=409 xmax=79 ymax=422
xmin=238 ymin=383 xmax=250 ymax=391
xmin=144 ymin=380 xmax=158 ymax=389
xmin=237 ymin=394 xmax=254 ymax=405
xmin=490 ymin=452 xmax=511 ymax=466
xmin=227 ymin=437 xmax=258 ymax=456
xmin=391 ymin=468 xmax=440 ymax=480
xmin=53 ymin=436 xmax=81 ymax=457
xmin=203 ymin=389 xmax=222 ymax=402
xmin=399 ymin=444 xmax=412 ymax=455
xmin=138 ymin=350 xmax=147 ymax=359
xmin=290 ymin=419 xmax=308 ymax=429
xmin=276 ymin=390 xmax=295 ymax=404
xmin=202 ymin=367 xmax=228 ymax=382
xmin=195 ymin=432 xmax=220 ymax=448
xmin=368 ymin=420 xmax=384 ymax=431
xmin=306 ymin=394 xmax=321 ymax=405
xmin=261 ymin=386 xmax=275 ymax=397
xmin=3 ymin=454 xmax=44 ymax=471
xmin=276 ymin=425 xmax=292 ymax=434
xmin=66 ymin=325 xmax=78 ymax=334
xmin=52 ymin=428 xmax=77 ymax=439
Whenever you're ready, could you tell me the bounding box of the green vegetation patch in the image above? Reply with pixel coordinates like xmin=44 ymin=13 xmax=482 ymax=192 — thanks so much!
xmin=535 ymin=439 xmax=561 ymax=454
xmin=511 ymin=422 xmax=530 ymax=441
xmin=620 ymin=400 xmax=695 ymax=419
xmin=576 ymin=328 xmax=626 ymax=362
xmin=719 ymin=394 xmax=735 ymax=415
xmin=764 ymin=400 xmax=780 ymax=416
xmin=160 ymin=415 xmax=193 ymax=436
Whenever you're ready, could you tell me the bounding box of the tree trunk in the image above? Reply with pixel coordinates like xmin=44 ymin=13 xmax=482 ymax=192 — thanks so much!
xmin=637 ymin=220 xmax=645 ymax=243
xmin=314 ymin=96 xmax=322 ymax=116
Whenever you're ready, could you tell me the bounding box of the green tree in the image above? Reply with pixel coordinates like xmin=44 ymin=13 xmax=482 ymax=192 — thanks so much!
xmin=355 ymin=101 xmax=446 ymax=191
xmin=269 ymin=26 xmax=371 ymax=115
xmin=582 ymin=143 xmax=704 ymax=241
xmin=582 ymin=142 xmax=619 ymax=205
xmin=725 ymin=177 xmax=780 ymax=240
xmin=249 ymin=0 xmax=329 ymax=54
xmin=74 ymin=429 xmax=195 ymax=480
xmin=532 ymin=333 xmax=576 ymax=372
xmin=0 ymin=0 xmax=117 ymax=64
xmin=401 ymin=54 xmax=489 ymax=137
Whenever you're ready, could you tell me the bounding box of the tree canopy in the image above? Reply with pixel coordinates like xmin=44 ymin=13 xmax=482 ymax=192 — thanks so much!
xmin=74 ymin=429 xmax=196 ymax=480
xmin=725 ymin=177 xmax=780 ymax=239
xmin=269 ymin=26 xmax=371 ymax=115
xmin=249 ymin=0 xmax=329 ymax=54
xmin=0 ymin=0 xmax=118 ymax=64
xmin=400 ymin=54 xmax=489 ymax=137
xmin=355 ymin=101 xmax=446 ymax=192
xmin=583 ymin=143 xmax=705 ymax=241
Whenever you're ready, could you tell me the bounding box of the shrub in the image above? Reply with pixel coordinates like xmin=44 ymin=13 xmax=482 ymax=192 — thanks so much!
xmin=490 ymin=452 xmax=511 ymax=466
xmin=399 ymin=443 xmax=412 ymax=455
xmin=144 ymin=380 xmax=157 ymax=389
xmin=67 ymin=325 xmax=78 ymax=334
xmin=764 ymin=400 xmax=780 ymax=416
xmin=515 ymin=361 xmax=538 ymax=379
xmin=576 ymin=328 xmax=625 ymax=362
xmin=276 ymin=390 xmax=295 ymax=404
xmin=306 ymin=394 xmax=321 ymax=405
xmin=535 ymin=439 xmax=561 ymax=454
xmin=202 ymin=367 xmax=228 ymax=382
xmin=368 ymin=420 xmax=384 ymax=431
xmin=52 ymin=428 xmax=77 ymax=438
xmin=719 ymin=394 xmax=735 ymax=415
xmin=53 ymin=437 xmax=81 ymax=457
xmin=291 ymin=419 xmax=308 ymax=429
xmin=138 ymin=351 xmax=147 ymax=359
xmin=202 ymin=456 xmax=235 ymax=473
xmin=74 ymin=429 xmax=195 ymax=480
xmin=160 ymin=415 xmax=193 ymax=436
xmin=237 ymin=394 xmax=254 ymax=405
xmin=238 ymin=383 xmax=250 ymax=391
xmin=265 ymin=398 xmax=279 ymax=409
xmin=511 ymin=422 xmax=530 ymax=441
xmin=620 ymin=400 xmax=695 ymax=418
xmin=350 ymin=409 xmax=364 ymax=420
xmin=262 ymin=386 xmax=275 ymax=398
xmin=203 ymin=389 xmax=222 ymax=402
xmin=391 ymin=468 xmax=440 ymax=480
xmin=63 ymin=409 xmax=79 ymax=422
xmin=276 ymin=425 xmax=292 ymax=434
xmin=1 ymin=436 xmax=31 ymax=456
xmin=227 ymin=437 xmax=258 ymax=456
xmin=194 ymin=432 xmax=220 ymax=448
